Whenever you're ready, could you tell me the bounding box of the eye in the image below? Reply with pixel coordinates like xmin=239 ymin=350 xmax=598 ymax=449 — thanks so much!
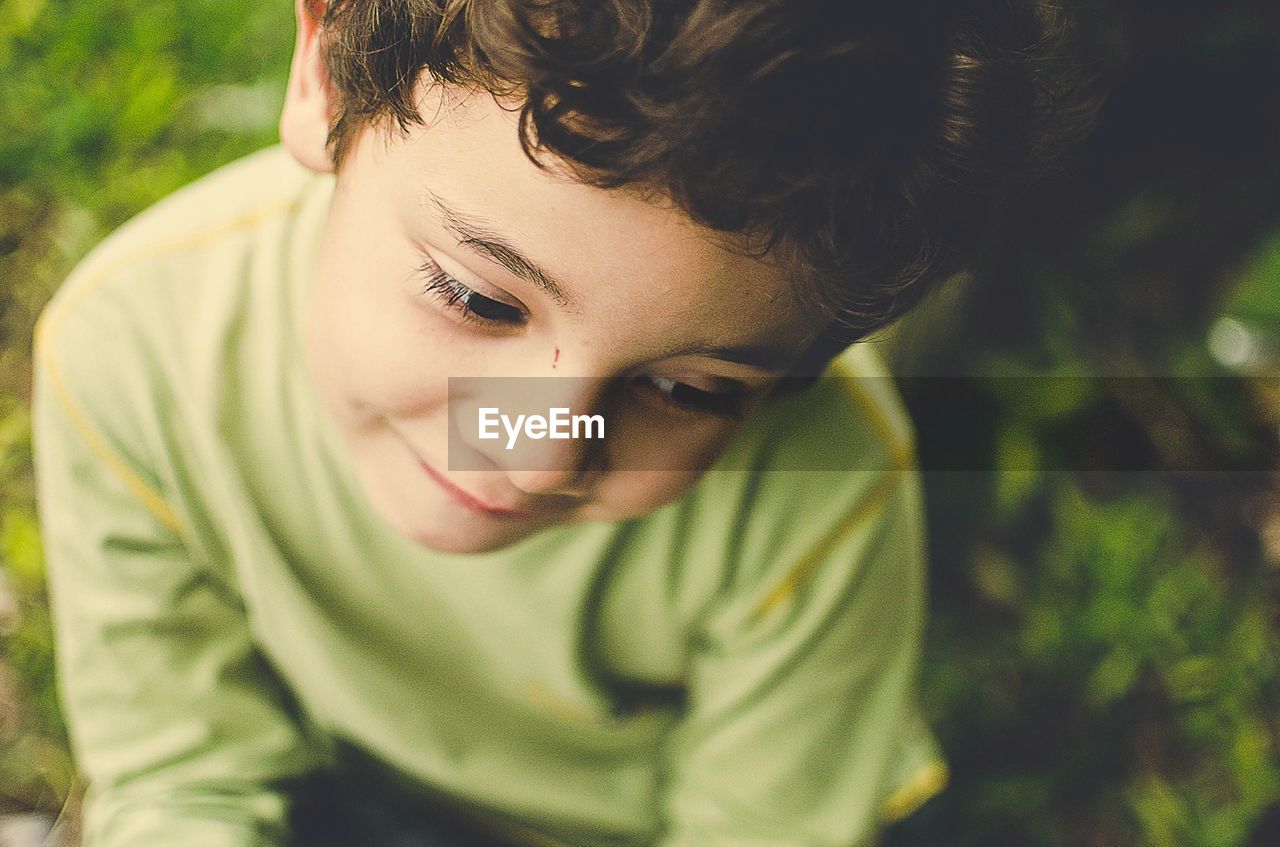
xmin=415 ymin=256 xmax=525 ymax=326
xmin=632 ymin=376 xmax=748 ymax=421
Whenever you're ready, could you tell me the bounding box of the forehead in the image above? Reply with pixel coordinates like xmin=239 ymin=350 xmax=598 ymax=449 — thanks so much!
xmin=348 ymin=85 xmax=815 ymax=359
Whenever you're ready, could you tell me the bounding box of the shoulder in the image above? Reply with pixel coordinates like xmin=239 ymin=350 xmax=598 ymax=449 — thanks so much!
xmin=767 ymin=341 xmax=915 ymax=474
xmin=50 ymin=145 xmax=313 ymax=291
xmin=34 ymin=145 xmax=321 ymax=407
xmin=35 ymin=146 xmax=316 ymax=363
xmin=683 ymin=341 xmax=925 ymax=624
xmin=706 ymin=339 xmax=919 ymax=531
xmin=32 ymin=147 xmax=327 ymax=529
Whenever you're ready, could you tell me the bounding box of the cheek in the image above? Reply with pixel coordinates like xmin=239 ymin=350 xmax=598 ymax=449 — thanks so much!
xmin=313 ymin=271 xmax=454 ymax=421
xmin=316 ymin=166 xmax=464 ymax=422
xmin=590 ymin=418 xmax=741 ymax=517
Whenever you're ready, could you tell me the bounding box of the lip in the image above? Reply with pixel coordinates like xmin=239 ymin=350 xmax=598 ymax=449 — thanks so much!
xmin=385 ymin=423 xmax=548 ymax=518
xmin=416 ymin=456 xmax=537 ymax=518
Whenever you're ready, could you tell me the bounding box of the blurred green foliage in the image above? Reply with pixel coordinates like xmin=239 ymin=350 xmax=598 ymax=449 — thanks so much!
xmin=1 ymin=1 xmax=1277 ymax=845
xmin=0 ymin=0 xmax=292 ymax=816
xmin=882 ymin=1 xmax=1280 ymax=844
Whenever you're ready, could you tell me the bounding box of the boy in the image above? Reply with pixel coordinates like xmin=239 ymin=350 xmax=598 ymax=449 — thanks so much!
xmin=32 ymin=0 xmax=1087 ymax=844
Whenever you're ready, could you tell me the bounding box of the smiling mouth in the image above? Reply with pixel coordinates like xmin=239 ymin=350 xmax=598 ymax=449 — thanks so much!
xmin=416 ymin=457 xmax=536 ymax=517
xmin=382 ymin=422 xmax=526 ymax=515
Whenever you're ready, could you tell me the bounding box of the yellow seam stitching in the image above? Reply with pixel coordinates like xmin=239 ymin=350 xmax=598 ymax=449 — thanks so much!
xmin=831 ymin=356 xmax=916 ymax=470
xmin=880 ymin=759 xmax=949 ymax=822
xmin=32 ymin=198 xmax=302 ymax=537
xmin=521 ymin=680 xmax=604 ymax=728
xmin=749 ymin=356 xmax=915 ymax=618
xmin=39 ymin=352 xmax=186 ymax=534
xmin=33 ymin=198 xmax=300 ymax=354
xmin=749 ymin=466 xmax=905 ymax=618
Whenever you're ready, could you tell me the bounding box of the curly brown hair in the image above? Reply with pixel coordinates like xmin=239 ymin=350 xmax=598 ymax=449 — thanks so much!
xmin=314 ymin=0 xmax=1097 ymax=358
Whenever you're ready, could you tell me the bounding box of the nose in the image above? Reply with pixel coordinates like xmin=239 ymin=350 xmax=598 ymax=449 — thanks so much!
xmin=452 ymin=374 xmax=610 ymax=497
xmin=504 ymin=436 xmax=605 ymax=497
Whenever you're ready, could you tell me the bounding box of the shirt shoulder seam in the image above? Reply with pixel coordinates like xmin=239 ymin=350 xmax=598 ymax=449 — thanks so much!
xmin=880 ymin=759 xmax=949 ymax=822
xmin=830 ymin=354 xmax=916 ymax=470
xmin=33 ymin=197 xmax=302 ymax=537
xmin=747 ymin=357 xmax=916 ymax=619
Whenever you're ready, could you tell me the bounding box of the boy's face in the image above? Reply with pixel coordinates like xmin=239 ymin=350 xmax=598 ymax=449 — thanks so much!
xmin=303 ymin=86 xmax=814 ymax=553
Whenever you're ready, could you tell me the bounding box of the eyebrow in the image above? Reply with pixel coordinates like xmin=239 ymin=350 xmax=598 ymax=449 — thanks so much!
xmin=427 ymin=191 xmax=796 ymax=375
xmin=677 ymin=341 xmax=796 ymax=374
xmin=427 ymin=191 xmax=576 ymax=309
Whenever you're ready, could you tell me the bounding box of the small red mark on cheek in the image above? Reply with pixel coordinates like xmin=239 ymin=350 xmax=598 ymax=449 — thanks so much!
xmin=553 ymin=346 xmax=560 ymax=369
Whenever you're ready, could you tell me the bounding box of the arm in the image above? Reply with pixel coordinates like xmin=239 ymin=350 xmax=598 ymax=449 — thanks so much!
xmin=32 ymin=296 xmax=322 ymax=847
xmin=655 ymin=467 xmax=946 ymax=847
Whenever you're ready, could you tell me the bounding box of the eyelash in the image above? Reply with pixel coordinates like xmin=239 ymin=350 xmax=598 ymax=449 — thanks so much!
xmin=415 ymin=257 xmax=526 ymax=326
xmin=633 ymin=376 xmax=748 ymax=421
xmin=413 ymin=256 xmax=747 ymax=420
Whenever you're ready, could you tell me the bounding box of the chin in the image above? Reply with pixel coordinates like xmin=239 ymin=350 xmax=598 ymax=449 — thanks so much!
xmin=399 ymin=518 xmax=546 ymax=555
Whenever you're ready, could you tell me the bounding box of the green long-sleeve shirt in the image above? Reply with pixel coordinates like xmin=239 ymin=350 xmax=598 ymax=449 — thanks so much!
xmin=32 ymin=146 xmax=946 ymax=847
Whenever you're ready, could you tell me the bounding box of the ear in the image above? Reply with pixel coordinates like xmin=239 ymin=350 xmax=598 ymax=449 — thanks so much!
xmin=280 ymin=0 xmax=335 ymax=173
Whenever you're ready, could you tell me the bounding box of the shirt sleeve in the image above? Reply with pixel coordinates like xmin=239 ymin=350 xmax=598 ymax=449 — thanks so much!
xmin=654 ymin=457 xmax=946 ymax=846
xmin=31 ymin=286 xmax=322 ymax=847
